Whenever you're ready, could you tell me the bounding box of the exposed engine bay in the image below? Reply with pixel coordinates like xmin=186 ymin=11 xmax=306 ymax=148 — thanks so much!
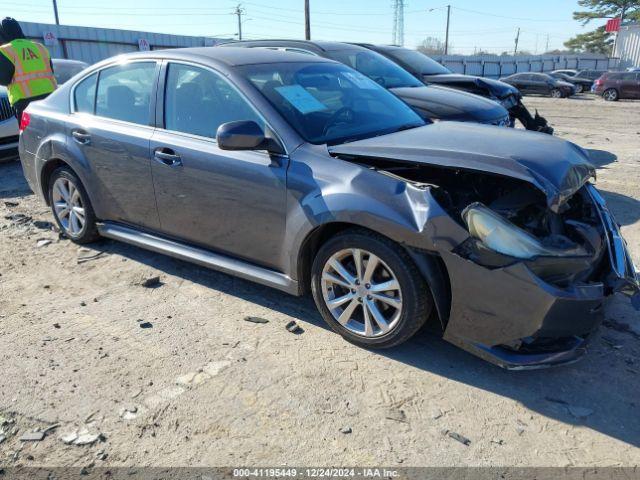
xmin=352 ymin=157 xmax=611 ymax=289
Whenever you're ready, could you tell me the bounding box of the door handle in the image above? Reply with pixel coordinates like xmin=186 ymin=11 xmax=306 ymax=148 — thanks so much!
xmin=153 ymin=148 xmax=182 ymax=167
xmin=72 ymin=129 xmax=91 ymax=145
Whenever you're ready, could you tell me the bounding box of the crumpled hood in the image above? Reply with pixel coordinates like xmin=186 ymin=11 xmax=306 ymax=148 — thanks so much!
xmin=390 ymin=85 xmax=508 ymax=123
xmin=329 ymin=122 xmax=596 ymax=212
xmin=424 ymin=73 xmax=520 ymax=99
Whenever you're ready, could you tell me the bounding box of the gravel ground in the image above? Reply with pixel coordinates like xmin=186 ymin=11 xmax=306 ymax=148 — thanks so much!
xmin=0 ymin=95 xmax=639 ymax=468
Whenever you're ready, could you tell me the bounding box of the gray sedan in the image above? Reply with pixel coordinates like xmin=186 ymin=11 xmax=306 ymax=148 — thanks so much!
xmin=18 ymin=48 xmax=639 ymax=369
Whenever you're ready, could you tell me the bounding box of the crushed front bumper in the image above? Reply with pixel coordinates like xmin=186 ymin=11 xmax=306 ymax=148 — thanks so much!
xmin=439 ymin=185 xmax=639 ymax=370
xmin=506 ymin=97 xmax=553 ymax=134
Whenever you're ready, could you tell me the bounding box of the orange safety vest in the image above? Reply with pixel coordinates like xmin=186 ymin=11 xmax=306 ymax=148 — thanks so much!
xmin=0 ymin=39 xmax=57 ymax=106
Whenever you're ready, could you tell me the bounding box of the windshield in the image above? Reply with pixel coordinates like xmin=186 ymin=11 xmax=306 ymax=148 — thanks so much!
xmin=326 ymin=49 xmax=423 ymax=89
xmin=241 ymin=62 xmax=425 ymax=145
xmin=386 ymin=48 xmax=451 ymax=75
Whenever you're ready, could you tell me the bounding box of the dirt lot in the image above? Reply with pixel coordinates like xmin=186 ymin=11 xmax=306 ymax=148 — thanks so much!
xmin=1 ymin=95 xmax=639 ymax=468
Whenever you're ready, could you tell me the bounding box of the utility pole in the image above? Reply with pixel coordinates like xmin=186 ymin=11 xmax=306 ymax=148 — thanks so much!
xmin=514 ymin=27 xmax=520 ymax=56
xmin=545 ymin=34 xmax=550 ymax=53
xmin=444 ymin=5 xmax=451 ymax=55
xmin=52 ymin=0 xmax=60 ymax=24
xmin=235 ymin=4 xmax=244 ymax=41
xmin=304 ymin=0 xmax=310 ymax=40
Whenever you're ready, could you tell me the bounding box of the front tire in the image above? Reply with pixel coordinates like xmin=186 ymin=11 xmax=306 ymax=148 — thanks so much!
xmin=603 ymin=88 xmax=619 ymax=101
xmin=575 ymin=84 xmax=584 ymax=94
xmin=311 ymin=229 xmax=433 ymax=349
xmin=49 ymin=167 xmax=99 ymax=244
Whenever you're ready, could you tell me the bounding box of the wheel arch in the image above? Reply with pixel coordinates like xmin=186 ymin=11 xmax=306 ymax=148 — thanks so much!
xmin=296 ymin=222 xmax=451 ymax=332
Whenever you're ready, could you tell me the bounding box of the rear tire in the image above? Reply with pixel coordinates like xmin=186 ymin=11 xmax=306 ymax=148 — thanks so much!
xmin=550 ymin=88 xmax=563 ymax=99
xmin=311 ymin=229 xmax=433 ymax=349
xmin=603 ymin=88 xmax=619 ymax=101
xmin=48 ymin=167 xmax=100 ymax=244
xmin=575 ymin=84 xmax=584 ymax=94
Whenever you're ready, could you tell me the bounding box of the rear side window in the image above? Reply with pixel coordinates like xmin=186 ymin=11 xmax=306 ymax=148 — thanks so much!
xmin=95 ymin=62 xmax=156 ymax=125
xmin=164 ymin=63 xmax=263 ymax=139
xmin=74 ymin=73 xmax=97 ymax=113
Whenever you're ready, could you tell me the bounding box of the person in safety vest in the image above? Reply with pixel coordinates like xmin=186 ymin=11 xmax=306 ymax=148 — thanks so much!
xmin=0 ymin=18 xmax=57 ymax=120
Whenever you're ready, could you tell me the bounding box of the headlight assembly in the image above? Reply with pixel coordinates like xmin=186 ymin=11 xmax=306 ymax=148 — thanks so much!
xmin=462 ymin=203 xmax=588 ymax=260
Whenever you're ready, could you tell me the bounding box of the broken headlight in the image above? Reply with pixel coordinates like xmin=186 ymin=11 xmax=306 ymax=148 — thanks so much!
xmin=462 ymin=203 xmax=588 ymax=260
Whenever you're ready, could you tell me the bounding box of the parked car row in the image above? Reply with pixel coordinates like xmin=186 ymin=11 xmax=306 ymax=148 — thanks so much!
xmin=18 ymin=47 xmax=640 ymax=369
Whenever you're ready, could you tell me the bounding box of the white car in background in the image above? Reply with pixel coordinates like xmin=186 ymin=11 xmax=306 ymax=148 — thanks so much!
xmin=0 ymin=58 xmax=89 ymax=162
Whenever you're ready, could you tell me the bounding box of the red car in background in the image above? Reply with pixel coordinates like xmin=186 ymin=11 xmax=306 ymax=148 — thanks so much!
xmin=594 ymin=71 xmax=640 ymax=101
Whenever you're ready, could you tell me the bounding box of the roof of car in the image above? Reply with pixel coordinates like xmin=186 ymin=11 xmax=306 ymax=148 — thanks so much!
xmin=98 ymin=46 xmax=333 ymax=68
xmin=218 ymin=39 xmax=367 ymax=53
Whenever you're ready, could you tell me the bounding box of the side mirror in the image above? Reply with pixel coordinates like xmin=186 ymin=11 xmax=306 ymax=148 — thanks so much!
xmin=216 ymin=120 xmax=284 ymax=154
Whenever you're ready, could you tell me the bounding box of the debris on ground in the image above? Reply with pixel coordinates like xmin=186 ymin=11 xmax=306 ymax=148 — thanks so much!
xmin=36 ymin=239 xmax=52 ymax=248
xmin=443 ymin=430 xmax=471 ymax=446
xmin=138 ymin=275 xmax=162 ymax=288
xmin=385 ymin=408 xmax=408 ymax=423
xmin=19 ymin=431 xmax=45 ymax=442
xmin=4 ymin=201 xmax=19 ymax=207
xmin=0 ymin=434 xmax=6 ymax=444
xmin=77 ymin=251 xmax=106 ymax=264
xmin=4 ymin=213 xmax=31 ymax=225
xmin=32 ymin=220 xmax=54 ymax=230
xmin=340 ymin=426 xmax=352 ymax=434
xmin=285 ymin=320 xmax=304 ymax=334
xmin=244 ymin=316 xmax=269 ymax=324
xmin=138 ymin=321 xmax=153 ymax=329
xmin=60 ymin=428 xmax=104 ymax=446
xmin=119 ymin=406 xmax=138 ymax=420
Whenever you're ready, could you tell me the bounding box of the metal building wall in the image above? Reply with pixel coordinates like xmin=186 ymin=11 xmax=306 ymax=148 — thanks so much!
xmin=431 ymin=54 xmax=616 ymax=79
xmin=614 ymin=23 xmax=640 ymax=69
xmin=19 ymin=21 xmax=229 ymax=64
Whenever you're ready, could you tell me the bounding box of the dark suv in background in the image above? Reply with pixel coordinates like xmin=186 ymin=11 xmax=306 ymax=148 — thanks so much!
xmin=356 ymin=43 xmax=553 ymax=134
xmin=500 ymin=73 xmax=576 ymax=98
xmin=594 ymin=71 xmax=640 ymax=101
xmin=219 ymin=40 xmax=511 ymax=127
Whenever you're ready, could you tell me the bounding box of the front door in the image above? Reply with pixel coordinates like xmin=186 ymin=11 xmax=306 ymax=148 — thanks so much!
xmin=150 ymin=62 xmax=288 ymax=270
xmin=66 ymin=61 xmax=160 ymax=230
xmin=620 ymin=73 xmax=640 ymax=99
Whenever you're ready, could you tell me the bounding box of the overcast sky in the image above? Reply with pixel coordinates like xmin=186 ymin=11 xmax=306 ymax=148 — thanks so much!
xmin=6 ymin=0 xmax=606 ymax=54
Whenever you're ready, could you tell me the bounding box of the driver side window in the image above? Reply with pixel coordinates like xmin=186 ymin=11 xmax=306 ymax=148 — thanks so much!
xmin=164 ymin=63 xmax=264 ymax=139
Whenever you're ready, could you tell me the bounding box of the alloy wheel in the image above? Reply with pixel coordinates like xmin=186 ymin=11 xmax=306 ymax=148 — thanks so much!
xmin=603 ymin=89 xmax=618 ymax=101
xmin=575 ymin=84 xmax=584 ymax=93
xmin=52 ymin=177 xmax=86 ymax=236
xmin=551 ymin=89 xmax=562 ymax=98
xmin=320 ymin=248 xmax=403 ymax=338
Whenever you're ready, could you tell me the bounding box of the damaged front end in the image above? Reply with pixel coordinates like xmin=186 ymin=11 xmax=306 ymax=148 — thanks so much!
xmin=329 ymin=127 xmax=639 ymax=368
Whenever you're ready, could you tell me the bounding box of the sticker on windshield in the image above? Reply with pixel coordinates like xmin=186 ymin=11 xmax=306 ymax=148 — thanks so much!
xmin=275 ymin=85 xmax=328 ymax=114
xmin=342 ymin=71 xmax=379 ymax=90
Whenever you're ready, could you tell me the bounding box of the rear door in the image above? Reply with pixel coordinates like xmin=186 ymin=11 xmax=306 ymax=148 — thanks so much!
xmin=149 ymin=61 xmax=288 ymax=270
xmin=67 ymin=61 xmax=160 ymax=230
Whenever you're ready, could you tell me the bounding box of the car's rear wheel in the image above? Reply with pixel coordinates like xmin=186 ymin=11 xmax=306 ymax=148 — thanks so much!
xmin=550 ymin=88 xmax=563 ymax=99
xmin=603 ymin=88 xmax=619 ymax=101
xmin=49 ymin=167 xmax=99 ymax=244
xmin=575 ymin=84 xmax=584 ymax=94
xmin=311 ymin=229 xmax=432 ymax=349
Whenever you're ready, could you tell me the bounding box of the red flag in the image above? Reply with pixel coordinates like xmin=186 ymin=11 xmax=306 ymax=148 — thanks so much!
xmin=606 ymin=18 xmax=621 ymax=32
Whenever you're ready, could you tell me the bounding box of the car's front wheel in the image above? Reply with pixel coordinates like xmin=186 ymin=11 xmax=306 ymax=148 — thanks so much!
xmin=49 ymin=166 xmax=99 ymax=244
xmin=311 ymin=229 xmax=433 ymax=349
xmin=575 ymin=84 xmax=584 ymax=94
xmin=603 ymin=88 xmax=619 ymax=101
